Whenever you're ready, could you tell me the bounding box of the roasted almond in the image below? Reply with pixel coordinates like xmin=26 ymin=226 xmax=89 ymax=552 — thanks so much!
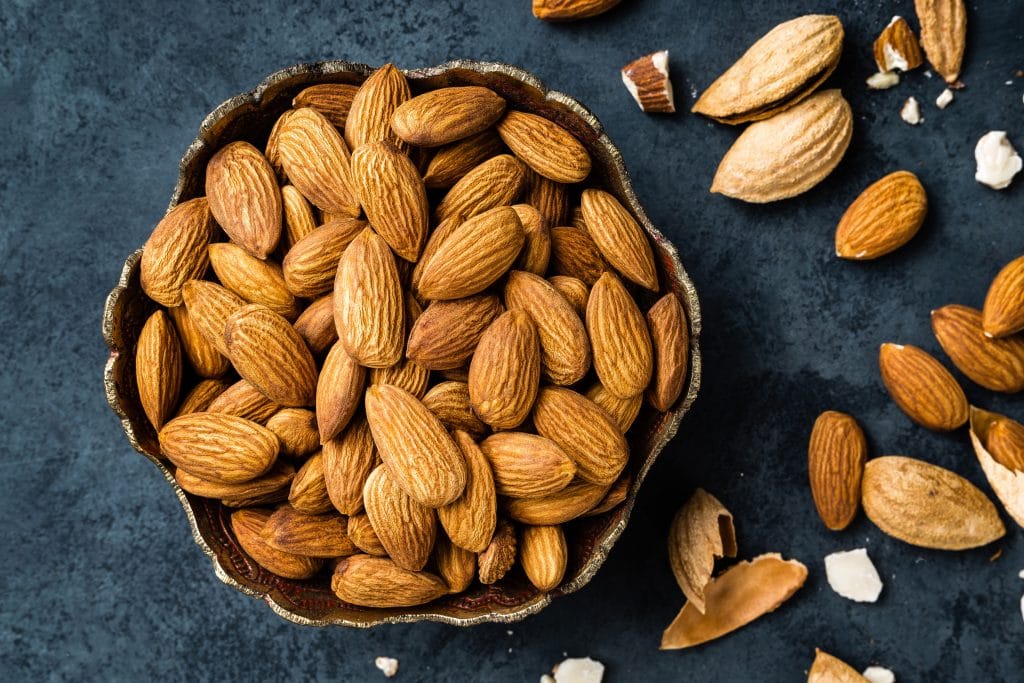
xmin=207 ymin=379 xmax=279 ymax=423
xmin=370 ymin=358 xmax=430 ymax=399
xmin=835 ymin=171 xmax=927 ymax=260
xmin=292 ymin=83 xmax=359 ymax=128
xmin=363 ymin=465 xmax=437 ymax=571
xmin=174 ymin=378 xmax=230 ymax=417
xmin=480 ymin=432 xmax=576 ymax=498
xmin=282 ymin=217 xmax=365 ymax=298
xmin=519 ymin=525 xmax=567 ymax=591
xmin=477 ymin=519 xmax=517 ymax=585
xmin=344 ymin=63 xmax=410 ymax=152
xmin=915 ymin=0 xmax=967 ymax=85
xmin=288 ymin=451 xmax=334 ymax=514
xmin=265 ymin=408 xmax=319 ymax=458
xmin=583 ymin=472 xmax=631 ymax=517
xmin=323 ymin=418 xmax=377 ymax=516
xmin=159 ymin=412 xmax=278 ymax=484
xmin=407 ymin=295 xmax=504 ymax=370
xmin=205 ymin=141 xmax=282 ymax=259
xmin=208 ymin=242 xmax=299 ymax=319
xmin=410 ymin=213 xmax=465 ymax=296
xmin=587 ymin=272 xmax=653 ymax=399
xmin=391 ymin=86 xmax=506 ymax=147
xmin=437 ymin=431 xmax=498 ymax=553
xmin=316 ymin=341 xmax=367 ymax=443
xmin=532 ymin=0 xmax=621 ymax=21
xmin=932 ymin=304 xmax=1024 ymax=392
xmin=434 ymin=534 xmax=477 ymax=593
xmin=346 ymin=514 xmax=387 ymax=556
xmin=264 ymin=109 xmax=292 ymax=182
xmin=224 ymin=304 xmax=317 ymax=407
xmin=167 ymin=304 xmax=229 ymax=379
xmin=585 ymin=382 xmax=642 ymax=433
xmin=350 ymin=141 xmax=428 ymax=262
xmin=646 ymin=293 xmax=689 ymax=412
xmin=807 ymin=411 xmax=866 ymax=531
xmin=262 ymin=504 xmax=356 ymax=558
xmin=469 ymin=311 xmax=541 ymax=430
xmin=293 ymin=294 xmax=337 ymax=354
xmin=532 ymin=387 xmax=628 ymax=486
xmin=549 ymin=226 xmax=607 ymax=286
xmin=524 ymin=166 xmax=569 ymax=227
xmin=231 ymin=509 xmax=322 ymax=579
xmin=181 ymin=280 xmax=245 ymax=356
xmin=879 ymin=343 xmax=967 ymax=431
xmin=136 ymin=310 xmax=182 ymax=431
xmin=982 ymin=255 xmax=1024 ymax=338
xmin=548 ymin=275 xmax=589 ymax=316
xmin=422 ymin=382 xmax=489 ymax=438
xmin=434 ymin=153 xmax=526 ymax=222
xmin=985 ymin=415 xmax=1024 ymax=472
xmin=176 ymin=460 xmax=294 ymax=503
xmin=140 ymin=197 xmax=214 ymax=307
xmin=423 ymin=130 xmax=505 ymax=189
xmin=580 ymin=189 xmax=658 ymax=291
xmin=512 ymin=204 xmax=551 ymax=276
xmin=277 ymin=107 xmax=360 ymax=216
xmin=332 ymin=554 xmax=447 ymax=608
xmin=280 ymin=184 xmax=318 ymax=251
xmin=667 ymin=489 xmax=737 ymax=614
xmin=504 ymin=478 xmax=610 ymax=525
xmin=496 ymin=110 xmax=591 ymax=183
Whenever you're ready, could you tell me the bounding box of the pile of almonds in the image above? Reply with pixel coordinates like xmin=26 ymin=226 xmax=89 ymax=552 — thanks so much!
xmin=134 ymin=64 xmax=690 ymax=608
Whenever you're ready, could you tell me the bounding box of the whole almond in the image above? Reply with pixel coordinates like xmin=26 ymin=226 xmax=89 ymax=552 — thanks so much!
xmin=932 ymin=304 xmax=1024 ymax=392
xmin=174 ymin=378 xmax=230 ymax=417
xmin=140 ymin=197 xmax=214 ymax=306
xmin=469 ymin=311 xmax=541 ymax=430
xmin=584 ymin=472 xmax=631 ymax=517
xmin=862 ymin=455 xmax=1004 ymax=549
xmin=416 ymin=206 xmax=525 ymax=301
xmin=350 ymin=141 xmax=428 ymax=262
xmin=586 ymin=382 xmax=643 ymax=432
xmin=136 ymin=310 xmax=182 ymax=431
xmin=344 ymin=63 xmax=410 ymax=152
xmin=982 ymin=255 xmax=1024 ymax=338
xmin=532 ymin=0 xmax=621 ymax=21
xmin=496 ymin=110 xmax=591 ymax=183
xmin=549 ymin=226 xmax=607 ymax=286
xmin=580 ymin=189 xmax=659 ymax=291
xmin=231 ymin=509 xmax=322 ymax=579
xmin=176 ymin=460 xmax=294 ymax=503
xmin=480 ymin=432 xmax=576 ymax=498
xmin=346 ymin=515 xmax=387 ymax=556
xmin=364 ymin=465 xmax=437 ymax=571
xmin=265 ymin=109 xmax=293 ymax=182
xmin=280 ymin=185 xmax=318 ymax=251
xmin=434 ymin=535 xmax=477 ymax=593
xmin=224 ymin=304 xmax=318 ymax=407
xmin=410 ymin=213 xmax=465 ymax=296
xmin=277 ymin=107 xmax=360 ymax=216
xmin=422 ymin=382 xmax=489 ymax=438
xmin=292 ymin=83 xmax=359 ymax=128
xmin=207 ymin=379 xmax=279 ymax=423
xmin=434 ymin=154 xmax=526 ymax=222
xmin=438 ymin=431 xmax=498 ymax=553
xmin=587 ymin=272 xmax=654 ymax=399
xmin=986 ymin=417 xmax=1024 ymax=472
xmin=835 ymin=171 xmax=927 ymax=260
xmin=548 ymin=275 xmax=589 ymax=316
xmin=289 ymin=451 xmax=333 ymax=514
xmin=208 ymin=243 xmax=299 ymax=320
xmin=807 ymin=410 xmax=866 ymax=531
xmin=477 ymin=519 xmax=517 ymax=585
xmin=915 ymin=0 xmax=967 ymax=85
xmin=293 ymin=294 xmax=337 ymax=354
xmin=391 ymin=86 xmax=506 ymax=147
xmin=524 ymin=167 xmax=569 ymax=227
xmin=282 ymin=217 xmax=366 ymax=298
xmin=879 ymin=343 xmax=968 ymax=431
xmin=504 ymin=479 xmax=610 ymax=525
xmin=159 ymin=412 xmax=278 ymax=483
xmin=323 ymin=418 xmax=377 ymax=515
xmin=364 ymin=384 xmax=468 ymax=507
xmin=646 ymin=293 xmax=689 ymax=412
xmin=407 ymin=295 xmax=503 ymax=370
xmin=512 ymin=204 xmax=551 ymax=276
xmin=370 ymin=358 xmax=430 ymax=398
xmin=205 ymin=141 xmax=282 ymax=259
xmin=423 ymin=130 xmax=505 ymax=189
xmin=332 ymin=554 xmax=447 ymax=608
xmin=334 ymin=228 xmax=405 ymax=368
xmin=181 ymin=280 xmax=245 ymax=356
xmin=168 ymin=305 xmax=229 ymax=378
xmin=316 ymin=341 xmax=367 ymax=442
xmin=265 ymin=408 xmax=319 ymax=458
xmin=519 ymin=525 xmax=567 ymax=591
xmin=711 ymin=89 xmax=853 ymax=203
xmin=505 ymin=270 xmax=591 ymax=385
xmin=262 ymin=504 xmax=355 ymax=558
xmin=532 ymin=387 xmax=628 ymax=486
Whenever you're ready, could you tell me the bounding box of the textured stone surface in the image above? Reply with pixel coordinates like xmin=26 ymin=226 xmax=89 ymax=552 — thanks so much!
xmin=2 ymin=0 xmax=1022 ymax=680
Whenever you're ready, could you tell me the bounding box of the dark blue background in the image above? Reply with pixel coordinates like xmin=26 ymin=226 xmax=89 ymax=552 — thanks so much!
xmin=2 ymin=1 xmax=1022 ymax=680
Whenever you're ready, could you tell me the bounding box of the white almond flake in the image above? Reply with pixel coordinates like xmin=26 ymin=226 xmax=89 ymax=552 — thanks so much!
xmin=883 ymin=44 xmax=909 ymax=72
xmin=1007 ymin=80 xmax=1015 ymax=86
xmin=863 ymin=666 xmax=896 ymax=683
xmin=924 ymin=70 xmax=933 ymax=78
xmin=900 ymin=97 xmax=922 ymax=125
xmin=867 ymin=71 xmax=900 ymax=90
xmin=1018 ymin=569 xmax=1024 ymax=579
xmin=825 ymin=548 xmax=884 ymax=602
xmin=975 ymin=131 xmax=1023 ymax=190
xmin=552 ymin=657 xmax=605 ymax=683
xmin=935 ymin=88 xmax=954 ymax=109
xmin=541 ymin=676 xmax=556 ymax=683
xmin=375 ymin=657 xmax=399 ymax=678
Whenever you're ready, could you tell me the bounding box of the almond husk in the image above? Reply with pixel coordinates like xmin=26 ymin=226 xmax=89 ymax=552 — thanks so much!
xmin=667 ymin=489 xmax=737 ymax=614
xmin=968 ymin=407 xmax=1024 ymax=528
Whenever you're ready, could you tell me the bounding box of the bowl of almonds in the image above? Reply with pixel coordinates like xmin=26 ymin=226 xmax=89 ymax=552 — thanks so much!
xmin=103 ymin=59 xmax=700 ymax=626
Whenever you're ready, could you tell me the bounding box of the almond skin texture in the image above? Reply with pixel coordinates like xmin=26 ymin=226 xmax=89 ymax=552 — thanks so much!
xmin=293 ymin=294 xmax=337 ymax=355
xmin=478 ymin=520 xmax=517 ymax=585
xmin=292 ymin=83 xmax=359 ymax=128
xmin=316 ymin=341 xmax=367 ymax=443
xmin=524 ymin=167 xmax=569 ymax=227
xmin=136 ymin=310 xmax=182 ymax=431
xmin=437 ymin=431 xmax=498 ymax=553
xmin=332 ymin=554 xmax=447 ymax=608
xmin=504 ymin=479 xmax=610 ymax=525
xmin=807 ymin=411 xmax=866 ymax=531
xmin=434 ymin=535 xmax=477 ymax=593
xmin=346 ymin=515 xmax=387 ymax=556
xmin=417 ymin=206 xmax=525 ymax=301
xmin=323 ymin=418 xmax=377 ymax=516
xmin=532 ymin=387 xmax=628 ymax=486
xmin=140 ymin=197 xmax=214 ymax=306
xmin=512 ymin=204 xmax=551 ymax=276
xmin=587 ymin=272 xmax=654 ymax=399
xmin=207 ymin=379 xmax=279 ymax=423
xmin=861 ymin=455 xmax=1005 ymax=549
xmin=277 ymin=107 xmax=360 ymax=216
xmin=469 ymin=311 xmax=541 ymax=430
xmin=646 ymin=293 xmax=689 ymax=412
xmin=334 ymin=228 xmax=405 ymax=368
xmin=873 ymin=16 xmax=924 ymax=72
xmin=496 ymin=110 xmax=591 ymax=183
xmin=711 ymin=89 xmax=853 ymax=203
xmin=181 ymin=280 xmax=246 ymax=356
xmin=586 ymin=383 xmax=643 ymax=432
xmin=262 ymin=504 xmax=356 ymax=558
xmin=224 ymin=304 xmax=318 ymax=407
xmin=231 ymin=509 xmax=322 ymax=579
xmin=159 ymin=412 xmax=278 ymax=484
xmin=986 ymin=417 xmax=1024 ymax=472
xmin=363 ymin=465 xmax=437 ymax=571
xmin=174 ymin=378 xmax=230 ymax=417
xmin=176 ymin=461 xmax=294 ymax=503
xmin=982 ymin=255 xmax=1024 ymax=338
xmin=480 ymin=432 xmax=576 ymax=498
xmin=435 ymin=154 xmax=526 ymax=222
xmin=932 ymin=304 xmax=1024 ymax=392
xmin=282 ymin=217 xmax=366 ymax=298
xmin=423 ymin=130 xmax=506 ymax=189
xmin=350 ymin=141 xmax=428 ymax=262
xmin=265 ymin=408 xmax=319 ymax=458
xmin=391 ymin=86 xmax=507 ymax=147
xmin=205 ymin=141 xmax=282 ymax=259
xmin=505 ymin=271 xmax=591 ymax=385
xmin=584 ymin=473 xmax=631 ymax=517
xmin=208 ymin=243 xmax=299 ymax=320
xmin=532 ymin=0 xmax=621 ymax=21
xmin=407 ymin=295 xmax=504 ymax=370
xmin=915 ymin=0 xmax=967 ymax=85
xmin=808 ymin=649 xmax=867 ymax=683
xmin=344 ymin=63 xmax=410 ymax=152
xmin=364 ymin=384 xmax=468 ymax=507
xmin=969 ymin=407 xmax=1024 ymax=527
xmin=549 ymin=226 xmax=607 ymax=286
xmin=519 ymin=525 xmax=567 ymax=591
xmin=580 ymin=189 xmax=659 ymax=291
xmin=835 ymin=171 xmax=928 ymax=260
xmin=280 ymin=185 xmax=318 ymax=250
xmin=265 ymin=109 xmax=292 ymax=182
xmin=549 ymin=276 xmax=589 ymax=316
xmin=879 ymin=343 xmax=968 ymax=431
xmin=423 ymin=382 xmax=489 ymax=438
xmin=288 ymin=451 xmax=334 ymax=514
xmin=167 ymin=305 xmax=229 ymax=379
xmin=411 ymin=213 xmax=465 ymax=296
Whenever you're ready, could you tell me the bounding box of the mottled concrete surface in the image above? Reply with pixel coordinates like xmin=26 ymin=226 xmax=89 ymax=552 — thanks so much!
xmin=2 ymin=0 xmax=1023 ymax=680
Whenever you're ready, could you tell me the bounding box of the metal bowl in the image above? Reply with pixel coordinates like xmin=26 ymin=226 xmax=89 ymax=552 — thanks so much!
xmin=102 ymin=60 xmax=702 ymax=626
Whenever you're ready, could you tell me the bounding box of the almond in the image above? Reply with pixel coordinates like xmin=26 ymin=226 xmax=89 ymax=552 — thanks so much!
xmin=861 ymin=455 xmax=1005 ymax=549
xmin=422 ymin=130 xmax=505 ymax=189
xmin=667 ymin=489 xmax=737 ymax=614
xmin=512 ymin=204 xmax=551 ymax=276
xmin=968 ymin=407 xmax=1024 ymax=528
xmin=224 ymin=304 xmax=317 ymax=407
xmin=835 ymin=171 xmax=927 ymax=260
xmin=292 ymin=83 xmax=359 ymax=128
xmin=181 ymin=280 xmax=246 ymax=356
xmin=344 ymin=64 xmax=410 ymax=152
xmin=549 ymin=226 xmax=607 ymax=286
xmin=532 ymin=387 xmax=628 ymax=485
xmin=350 ymin=141 xmax=428 ymax=262
xmin=932 ymin=304 xmax=1024 ymax=392
xmin=316 ymin=341 xmax=367 ymax=442
xmin=370 ymin=359 xmax=430 ymax=400
xmin=140 ymin=197 xmax=214 ymax=306
xmin=231 ymin=509 xmax=322 ymax=579
xmin=410 ymin=213 xmax=465 ymax=296
xmin=208 ymin=242 xmax=299 ymax=319
xmin=323 ymin=417 xmax=377 ymax=515
xmin=915 ymin=0 xmax=967 ymax=85
xmin=874 ymin=16 xmax=924 ymax=72
xmin=277 ymin=107 xmax=360 ymax=216
xmin=347 ymin=514 xmax=388 ymax=556
xmin=265 ymin=408 xmax=319 ymax=458
xmin=583 ymin=472 xmax=631 ymax=517
xmin=437 ymin=431 xmax=498 ymax=553
xmin=808 ymin=649 xmax=868 ymax=683
xmin=332 ymin=554 xmax=447 ymax=608
xmin=416 ymin=206 xmax=525 ymax=300
xmin=407 ymin=295 xmax=504 ymax=370
xmin=363 ymin=465 xmax=437 ymax=571
xmin=434 ymin=534 xmax=477 ymax=592
xmin=496 ymin=110 xmax=591 ymax=183
xmin=587 ymin=272 xmax=654 ymax=399
xmin=422 ymin=382 xmax=489 ymax=438
xmin=982 ymin=255 xmax=1024 ymax=338
xmin=524 ymin=167 xmax=569 ymax=227
xmin=176 ymin=460 xmax=294 ymax=502
xmin=532 ymin=0 xmax=621 ymax=21
xmin=334 ymin=228 xmax=405 ymax=368
xmin=504 ymin=478 xmax=610 ymax=524
xmin=174 ymin=378 xmax=230 ymax=417
xmin=265 ymin=109 xmax=293 ymax=182
xmin=280 ymin=185 xmax=318 ymax=251
xmin=585 ymin=383 xmax=642 ymax=432
xmin=136 ymin=310 xmax=182 ymax=431
xmin=692 ymin=15 xmax=844 ymax=124
xmin=205 ymin=141 xmax=282 ymax=259
xmin=293 ymin=294 xmax=337 ymax=354
xmin=364 ymin=384 xmax=467 ymax=507
xmin=262 ymin=504 xmax=356 ymax=558
xmin=469 ymin=311 xmax=541 ymax=430
xmin=807 ymin=410 xmax=866 ymax=531
xmin=985 ymin=415 xmax=1024 ymax=471
xmin=282 ymin=217 xmax=366 ymax=298
xmin=519 ymin=525 xmax=567 ymax=591
xmin=434 ymin=154 xmax=526 ymax=222
xmin=159 ymin=412 xmax=278 ymax=483
xmin=288 ymin=451 xmax=334 ymax=514
xmin=878 ymin=343 xmax=967 ymax=431
xmin=580 ymin=189 xmax=659 ymax=291
xmin=480 ymin=432 xmax=576 ymax=498
xmin=505 ymin=271 xmax=591 ymax=385
xmin=646 ymin=293 xmax=689 ymax=412
xmin=711 ymin=89 xmax=853 ymax=203
xmin=477 ymin=519 xmax=517 ymax=585
xmin=621 ymin=50 xmax=676 ymax=113
xmin=167 ymin=305 xmax=229 ymax=378
xmin=391 ymin=86 xmax=506 ymax=147
xmin=548 ymin=275 xmax=589 ymax=316
xmin=207 ymin=379 xmax=279 ymax=423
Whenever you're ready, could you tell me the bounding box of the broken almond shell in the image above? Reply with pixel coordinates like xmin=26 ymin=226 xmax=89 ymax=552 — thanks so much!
xmin=808 ymin=649 xmax=868 ymax=682
xmin=667 ymin=488 xmax=737 ymax=613
xmin=969 ymin=407 xmax=1024 ymax=528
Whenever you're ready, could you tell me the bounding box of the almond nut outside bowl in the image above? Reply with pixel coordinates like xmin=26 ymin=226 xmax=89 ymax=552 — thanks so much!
xmin=102 ymin=60 xmax=702 ymax=627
